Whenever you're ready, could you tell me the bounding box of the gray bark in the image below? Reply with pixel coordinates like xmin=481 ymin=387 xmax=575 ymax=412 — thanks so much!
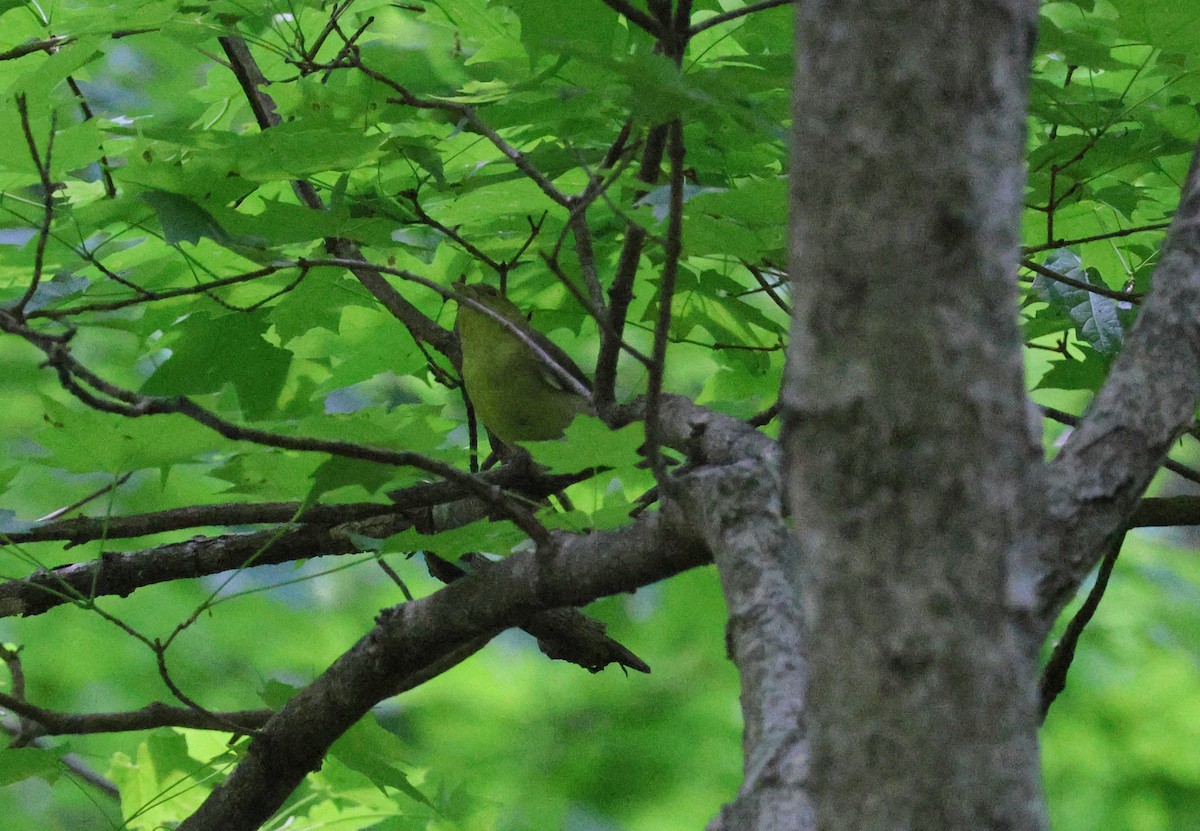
xmin=781 ymin=2 xmax=1047 ymax=829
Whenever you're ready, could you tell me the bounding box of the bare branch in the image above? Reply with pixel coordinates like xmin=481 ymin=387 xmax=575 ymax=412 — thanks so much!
xmin=26 ymin=263 xmax=294 ymax=319
xmin=13 ymin=95 xmax=57 ymax=315
xmin=177 ymin=508 xmax=710 ymax=831
xmin=0 ymin=467 xmax=589 ymax=619
xmin=7 ymin=500 xmax=395 ymax=546
xmin=1041 ymin=405 xmax=1200 ymax=486
xmin=1022 ymin=221 xmax=1171 ymax=255
xmin=643 ymin=120 xmax=686 ymax=480
xmin=596 ymin=0 xmax=665 ymax=36
xmin=0 ymin=692 xmax=270 ymax=736
xmin=689 ymin=0 xmax=791 ymax=35
xmin=593 ymin=123 xmax=670 ymax=408
xmin=0 ymin=36 xmax=72 ymax=62
xmin=1039 ymin=531 xmax=1123 ymax=721
xmin=745 ymin=262 xmax=791 ymax=314
xmin=1020 ymin=257 xmax=1142 ymax=304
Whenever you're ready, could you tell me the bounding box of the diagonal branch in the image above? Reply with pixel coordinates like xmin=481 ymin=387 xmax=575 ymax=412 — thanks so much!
xmin=593 ymin=124 xmax=670 ymax=408
xmin=597 ymin=0 xmax=665 ymax=37
xmin=1036 ymin=137 xmax=1200 ymax=629
xmin=177 ymin=511 xmax=708 ymax=831
xmin=217 ymin=36 xmax=456 ymax=359
xmin=174 ymin=396 xmax=770 ymax=831
xmin=13 ymin=95 xmax=57 ymax=316
xmin=1020 ymin=256 xmax=1141 ymax=304
xmin=688 ymin=0 xmax=792 ymax=36
xmin=1038 ymin=531 xmax=1124 ymax=721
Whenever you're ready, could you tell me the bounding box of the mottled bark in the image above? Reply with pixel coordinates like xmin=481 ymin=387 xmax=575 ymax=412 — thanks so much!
xmin=781 ymin=2 xmax=1047 ymax=829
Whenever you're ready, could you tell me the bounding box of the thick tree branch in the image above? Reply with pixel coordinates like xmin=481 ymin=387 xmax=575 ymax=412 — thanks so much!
xmin=1036 ymin=138 xmax=1200 ymax=628
xmin=782 ymin=3 xmax=1046 ymax=829
xmin=0 ymin=467 xmax=588 ymax=619
xmin=177 ymin=508 xmax=711 ymax=831
xmin=168 ymin=396 xmax=761 ymax=830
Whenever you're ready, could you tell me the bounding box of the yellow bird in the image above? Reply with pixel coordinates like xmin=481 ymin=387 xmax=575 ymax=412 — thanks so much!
xmin=453 ymin=283 xmax=592 ymax=445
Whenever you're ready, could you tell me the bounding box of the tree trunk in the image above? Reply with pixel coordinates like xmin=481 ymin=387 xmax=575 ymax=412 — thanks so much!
xmin=781 ymin=2 xmax=1048 ymax=828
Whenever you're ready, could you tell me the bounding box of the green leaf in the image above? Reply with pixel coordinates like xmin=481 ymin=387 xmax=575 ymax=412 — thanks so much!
xmin=329 ymin=717 xmax=433 ymax=808
xmin=141 ymin=311 xmax=292 ymax=419
xmin=308 ymin=455 xmax=396 ymax=500
xmin=385 ymin=519 xmax=526 ymax=559
xmin=31 ymin=397 xmax=226 ymax=473
xmin=227 ymin=122 xmax=387 ymax=182
xmin=0 ymin=746 xmax=63 ymax=787
xmin=1035 ymin=345 xmax=1113 ymax=391
xmin=500 ymin=0 xmax=620 ymax=55
xmin=526 ymin=417 xmax=643 ymax=473
xmin=141 ymin=190 xmax=233 ymax=246
xmin=1109 ymin=0 xmax=1200 ymax=54
xmin=1032 ymin=250 xmax=1124 ymax=356
xmin=110 ymin=730 xmax=232 ymax=828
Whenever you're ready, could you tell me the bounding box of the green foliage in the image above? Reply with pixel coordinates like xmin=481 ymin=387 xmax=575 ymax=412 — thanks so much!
xmin=0 ymin=0 xmax=1196 ymax=828
xmin=1043 ymin=538 xmax=1200 ymax=831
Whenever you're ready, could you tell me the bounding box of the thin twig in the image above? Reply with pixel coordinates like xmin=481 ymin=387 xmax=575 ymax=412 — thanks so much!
xmin=597 ymin=0 xmax=664 ymax=36
xmin=689 ymin=0 xmax=790 ymax=36
xmin=155 ymin=644 xmax=262 ymax=736
xmin=1039 ymin=531 xmax=1124 ymax=721
xmin=349 ymin=54 xmax=571 ymax=207
xmin=65 ymin=76 xmax=117 ymax=198
xmin=744 ymin=262 xmax=791 ymax=313
xmin=13 ymin=95 xmax=57 ymax=315
xmin=1020 ymin=257 xmax=1142 ymax=304
xmin=1022 ymin=221 xmax=1171 ymax=255
xmin=644 ymin=119 xmax=686 ymax=480
xmin=36 ymin=472 xmax=134 ymax=523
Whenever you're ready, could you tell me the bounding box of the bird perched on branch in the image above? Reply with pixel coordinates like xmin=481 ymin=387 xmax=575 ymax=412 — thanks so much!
xmin=453 ymin=282 xmax=592 ymax=445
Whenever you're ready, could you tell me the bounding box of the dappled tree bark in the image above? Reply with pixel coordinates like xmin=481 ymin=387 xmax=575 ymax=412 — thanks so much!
xmin=781 ymin=2 xmax=1048 ymax=829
